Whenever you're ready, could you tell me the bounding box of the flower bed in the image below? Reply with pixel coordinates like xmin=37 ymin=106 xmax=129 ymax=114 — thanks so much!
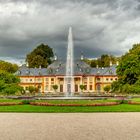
xmin=128 ymin=101 xmax=140 ymax=105
xmin=30 ymin=102 xmax=120 ymax=107
xmin=0 ymin=102 xmax=23 ymax=106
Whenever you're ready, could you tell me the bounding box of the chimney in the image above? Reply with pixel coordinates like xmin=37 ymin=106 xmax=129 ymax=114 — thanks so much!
xmin=81 ymin=52 xmax=84 ymax=60
xmin=54 ymin=53 xmax=57 ymax=61
xmin=26 ymin=62 xmax=29 ymax=67
xmin=110 ymin=61 xmax=112 ymax=67
xmin=116 ymin=61 xmax=119 ymax=66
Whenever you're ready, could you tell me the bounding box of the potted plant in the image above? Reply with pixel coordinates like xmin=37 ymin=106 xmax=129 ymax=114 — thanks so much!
xmin=79 ymin=85 xmax=86 ymax=95
xmin=104 ymin=85 xmax=111 ymax=94
xmin=52 ymin=85 xmax=58 ymax=94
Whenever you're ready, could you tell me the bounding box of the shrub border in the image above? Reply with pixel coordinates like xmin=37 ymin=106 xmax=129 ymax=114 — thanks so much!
xmin=30 ymin=102 xmax=120 ymax=107
xmin=0 ymin=102 xmax=23 ymax=106
xmin=128 ymin=101 xmax=140 ymax=105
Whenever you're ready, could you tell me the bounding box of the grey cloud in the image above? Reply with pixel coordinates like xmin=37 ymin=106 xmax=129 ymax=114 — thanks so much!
xmin=0 ymin=0 xmax=140 ymax=64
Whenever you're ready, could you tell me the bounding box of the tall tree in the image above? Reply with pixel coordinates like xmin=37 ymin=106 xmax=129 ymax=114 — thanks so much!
xmin=0 ymin=71 xmax=22 ymax=95
xmin=117 ymin=44 xmax=140 ymax=85
xmin=26 ymin=44 xmax=54 ymax=68
xmin=0 ymin=60 xmax=18 ymax=73
xmin=84 ymin=54 xmax=118 ymax=68
xmin=98 ymin=54 xmax=116 ymax=67
xmin=111 ymin=44 xmax=140 ymax=93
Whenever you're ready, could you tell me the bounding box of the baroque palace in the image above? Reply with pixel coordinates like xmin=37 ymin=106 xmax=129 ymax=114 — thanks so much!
xmin=16 ymin=56 xmax=118 ymax=94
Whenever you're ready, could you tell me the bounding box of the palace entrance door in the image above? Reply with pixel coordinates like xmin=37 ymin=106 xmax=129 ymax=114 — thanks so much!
xmin=60 ymin=85 xmax=63 ymax=92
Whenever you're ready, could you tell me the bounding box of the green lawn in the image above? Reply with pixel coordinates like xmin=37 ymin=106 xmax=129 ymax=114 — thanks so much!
xmin=0 ymin=104 xmax=140 ymax=112
xmin=0 ymin=99 xmax=21 ymax=103
xmin=0 ymin=98 xmax=139 ymax=112
xmin=35 ymin=99 xmax=119 ymax=104
xmin=131 ymin=98 xmax=140 ymax=102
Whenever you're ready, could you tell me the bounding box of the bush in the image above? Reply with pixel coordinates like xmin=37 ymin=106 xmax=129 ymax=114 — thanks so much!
xmin=28 ymin=86 xmax=35 ymax=94
xmin=111 ymin=81 xmax=123 ymax=93
xmin=111 ymin=81 xmax=140 ymax=94
xmin=122 ymin=84 xmax=140 ymax=94
xmin=119 ymin=99 xmax=129 ymax=104
xmin=22 ymin=100 xmax=34 ymax=104
xmin=2 ymin=84 xmax=23 ymax=95
xmin=112 ymin=44 xmax=140 ymax=94
xmin=104 ymin=85 xmax=111 ymax=93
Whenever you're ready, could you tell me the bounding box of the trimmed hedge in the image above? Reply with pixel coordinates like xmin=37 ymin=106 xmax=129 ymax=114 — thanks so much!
xmin=128 ymin=101 xmax=140 ymax=105
xmin=30 ymin=102 xmax=120 ymax=107
xmin=22 ymin=100 xmax=34 ymax=104
xmin=0 ymin=102 xmax=22 ymax=106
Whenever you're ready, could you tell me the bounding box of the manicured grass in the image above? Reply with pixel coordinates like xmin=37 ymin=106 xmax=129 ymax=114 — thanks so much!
xmin=0 ymin=99 xmax=21 ymax=103
xmin=35 ymin=99 xmax=119 ymax=104
xmin=0 ymin=98 xmax=139 ymax=112
xmin=0 ymin=104 xmax=140 ymax=112
xmin=131 ymin=98 xmax=140 ymax=102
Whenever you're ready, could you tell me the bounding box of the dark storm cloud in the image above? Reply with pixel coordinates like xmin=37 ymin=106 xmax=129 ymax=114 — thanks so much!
xmin=0 ymin=0 xmax=140 ymax=64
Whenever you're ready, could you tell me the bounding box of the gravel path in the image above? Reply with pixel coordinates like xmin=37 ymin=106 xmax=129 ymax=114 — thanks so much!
xmin=0 ymin=113 xmax=140 ymax=140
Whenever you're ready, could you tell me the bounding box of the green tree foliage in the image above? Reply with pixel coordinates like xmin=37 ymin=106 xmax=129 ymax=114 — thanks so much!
xmin=3 ymin=84 xmax=23 ymax=95
xmin=0 ymin=71 xmax=20 ymax=84
xmin=98 ymin=54 xmax=116 ymax=67
xmin=104 ymin=85 xmax=111 ymax=93
xmin=117 ymin=44 xmax=140 ymax=85
xmin=0 ymin=71 xmax=22 ymax=95
xmin=26 ymin=43 xmax=54 ymax=68
xmin=84 ymin=59 xmax=92 ymax=66
xmin=90 ymin=60 xmax=97 ymax=67
xmin=26 ymin=86 xmax=39 ymax=95
xmin=0 ymin=60 xmax=18 ymax=73
xmin=111 ymin=81 xmax=122 ymax=93
xmin=84 ymin=54 xmax=119 ymax=68
xmin=112 ymin=44 xmax=140 ymax=93
xmin=27 ymin=86 xmax=36 ymax=94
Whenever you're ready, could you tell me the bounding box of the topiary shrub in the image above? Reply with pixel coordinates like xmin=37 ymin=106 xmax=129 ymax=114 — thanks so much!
xmin=104 ymin=85 xmax=111 ymax=93
xmin=22 ymin=100 xmax=34 ymax=104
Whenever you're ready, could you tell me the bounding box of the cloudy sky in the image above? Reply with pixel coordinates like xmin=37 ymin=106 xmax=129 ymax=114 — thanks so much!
xmin=0 ymin=0 xmax=140 ymax=64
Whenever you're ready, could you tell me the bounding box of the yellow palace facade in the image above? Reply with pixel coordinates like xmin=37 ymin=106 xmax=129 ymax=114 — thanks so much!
xmin=16 ymin=58 xmax=118 ymax=94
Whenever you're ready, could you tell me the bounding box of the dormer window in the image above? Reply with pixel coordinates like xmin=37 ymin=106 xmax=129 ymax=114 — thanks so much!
xmin=18 ymin=71 xmax=21 ymax=75
xmin=49 ymin=68 xmax=53 ymax=74
xmin=86 ymin=68 xmax=90 ymax=73
xmin=38 ymin=72 xmax=41 ymax=75
xmin=26 ymin=70 xmax=30 ymax=75
xmin=97 ymin=71 xmax=100 ymax=74
xmin=109 ymin=70 xmax=113 ymax=74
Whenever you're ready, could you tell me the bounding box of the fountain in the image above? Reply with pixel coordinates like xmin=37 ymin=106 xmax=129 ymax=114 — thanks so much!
xmin=65 ymin=27 xmax=74 ymax=96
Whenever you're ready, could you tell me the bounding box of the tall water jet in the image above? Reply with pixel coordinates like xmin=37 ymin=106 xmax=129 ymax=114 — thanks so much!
xmin=65 ymin=27 xmax=74 ymax=96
